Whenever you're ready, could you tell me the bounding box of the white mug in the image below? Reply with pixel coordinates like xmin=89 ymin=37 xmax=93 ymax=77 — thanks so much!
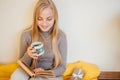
xmin=31 ymin=42 xmax=44 ymax=56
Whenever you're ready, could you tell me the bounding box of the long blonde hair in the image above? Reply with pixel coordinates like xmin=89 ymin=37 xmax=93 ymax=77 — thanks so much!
xmin=28 ymin=0 xmax=62 ymax=69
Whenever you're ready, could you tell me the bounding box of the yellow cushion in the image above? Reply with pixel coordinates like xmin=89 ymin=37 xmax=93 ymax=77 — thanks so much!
xmin=62 ymin=61 xmax=100 ymax=80
xmin=0 ymin=63 xmax=18 ymax=78
xmin=63 ymin=62 xmax=77 ymax=76
xmin=0 ymin=78 xmax=9 ymax=80
xmin=77 ymin=61 xmax=100 ymax=80
xmin=62 ymin=62 xmax=77 ymax=80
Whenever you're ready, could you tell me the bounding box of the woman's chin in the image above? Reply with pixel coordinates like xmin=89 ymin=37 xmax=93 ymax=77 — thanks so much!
xmin=41 ymin=28 xmax=50 ymax=32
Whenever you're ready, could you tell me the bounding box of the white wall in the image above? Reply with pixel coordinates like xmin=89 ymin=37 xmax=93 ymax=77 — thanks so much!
xmin=0 ymin=0 xmax=120 ymax=71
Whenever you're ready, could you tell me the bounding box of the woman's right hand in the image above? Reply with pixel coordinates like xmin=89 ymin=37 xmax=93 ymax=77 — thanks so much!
xmin=27 ymin=46 xmax=38 ymax=59
xmin=33 ymin=68 xmax=44 ymax=74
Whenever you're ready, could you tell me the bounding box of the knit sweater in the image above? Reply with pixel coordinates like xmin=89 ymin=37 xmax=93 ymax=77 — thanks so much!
xmin=19 ymin=29 xmax=67 ymax=77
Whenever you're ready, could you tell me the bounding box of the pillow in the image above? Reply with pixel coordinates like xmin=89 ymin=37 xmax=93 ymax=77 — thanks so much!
xmin=62 ymin=61 xmax=100 ymax=80
xmin=62 ymin=62 xmax=78 ymax=80
xmin=0 ymin=63 xmax=18 ymax=77
xmin=76 ymin=61 xmax=100 ymax=80
xmin=0 ymin=78 xmax=9 ymax=80
xmin=62 ymin=62 xmax=77 ymax=76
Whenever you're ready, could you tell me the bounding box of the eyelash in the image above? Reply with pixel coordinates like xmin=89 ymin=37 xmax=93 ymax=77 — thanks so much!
xmin=38 ymin=18 xmax=42 ymax=21
xmin=37 ymin=18 xmax=52 ymax=21
xmin=47 ymin=18 xmax=52 ymax=21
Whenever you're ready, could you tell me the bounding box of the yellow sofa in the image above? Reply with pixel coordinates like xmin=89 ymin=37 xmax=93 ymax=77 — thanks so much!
xmin=0 ymin=63 xmax=18 ymax=80
xmin=0 ymin=61 xmax=100 ymax=80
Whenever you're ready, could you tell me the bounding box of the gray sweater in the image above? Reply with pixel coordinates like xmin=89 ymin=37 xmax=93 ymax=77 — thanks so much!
xmin=19 ymin=29 xmax=67 ymax=77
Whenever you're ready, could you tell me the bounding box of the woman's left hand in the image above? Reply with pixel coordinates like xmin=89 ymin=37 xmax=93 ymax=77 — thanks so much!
xmin=33 ymin=68 xmax=44 ymax=74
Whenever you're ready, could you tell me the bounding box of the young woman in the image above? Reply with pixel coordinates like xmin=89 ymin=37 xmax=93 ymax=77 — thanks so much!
xmin=10 ymin=0 xmax=67 ymax=80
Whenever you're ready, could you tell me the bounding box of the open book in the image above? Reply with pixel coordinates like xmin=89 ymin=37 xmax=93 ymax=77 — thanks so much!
xmin=17 ymin=60 xmax=55 ymax=78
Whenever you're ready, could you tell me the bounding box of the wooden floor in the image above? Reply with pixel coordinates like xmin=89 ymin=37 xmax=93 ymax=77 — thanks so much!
xmin=98 ymin=71 xmax=120 ymax=80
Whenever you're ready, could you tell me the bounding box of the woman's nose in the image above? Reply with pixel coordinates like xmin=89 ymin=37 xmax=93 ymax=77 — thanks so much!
xmin=42 ymin=21 xmax=48 ymax=26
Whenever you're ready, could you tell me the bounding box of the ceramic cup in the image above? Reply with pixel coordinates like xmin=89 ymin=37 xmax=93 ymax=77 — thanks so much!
xmin=31 ymin=42 xmax=44 ymax=56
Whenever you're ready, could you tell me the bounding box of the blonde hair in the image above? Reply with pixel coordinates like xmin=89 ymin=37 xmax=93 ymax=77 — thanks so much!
xmin=27 ymin=0 xmax=62 ymax=69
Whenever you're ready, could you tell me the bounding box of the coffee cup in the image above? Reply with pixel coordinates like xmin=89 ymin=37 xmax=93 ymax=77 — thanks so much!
xmin=31 ymin=42 xmax=44 ymax=56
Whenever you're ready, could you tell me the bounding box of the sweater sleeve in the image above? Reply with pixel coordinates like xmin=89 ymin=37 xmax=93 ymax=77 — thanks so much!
xmin=19 ymin=31 xmax=32 ymax=66
xmin=53 ymin=30 xmax=67 ymax=77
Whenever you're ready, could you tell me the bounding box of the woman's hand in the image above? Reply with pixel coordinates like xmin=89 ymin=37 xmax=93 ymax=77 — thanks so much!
xmin=33 ymin=68 xmax=44 ymax=74
xmin=27 ymin=46 xmax=39 ymax=59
